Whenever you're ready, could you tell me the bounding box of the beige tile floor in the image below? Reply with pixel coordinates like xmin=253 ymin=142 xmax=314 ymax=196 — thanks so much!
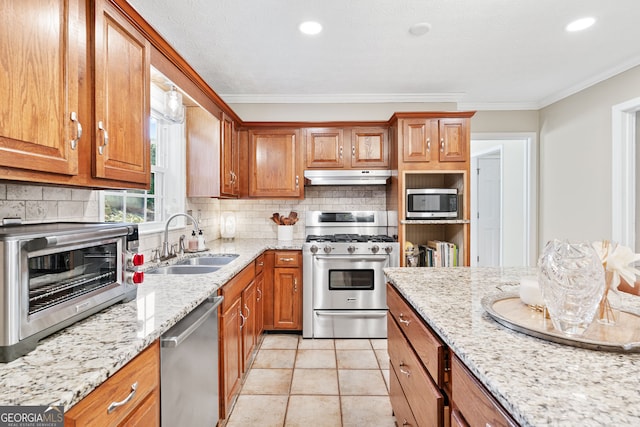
xmin=225 ymin=334 xmax=396 ymax=427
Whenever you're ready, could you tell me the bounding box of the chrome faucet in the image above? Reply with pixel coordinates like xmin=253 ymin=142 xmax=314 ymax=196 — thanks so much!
xmin=161 ymin=213 xmax=199 ymax=260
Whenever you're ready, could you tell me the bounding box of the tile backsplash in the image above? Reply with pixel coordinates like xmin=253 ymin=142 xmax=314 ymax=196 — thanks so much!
xmin=0 ymin=183 xmax=387 ymax=257
xmin=218 ymin=185 xmax=387 ymax=240
xmin=0 ymin=183 xmax=99 ymax=222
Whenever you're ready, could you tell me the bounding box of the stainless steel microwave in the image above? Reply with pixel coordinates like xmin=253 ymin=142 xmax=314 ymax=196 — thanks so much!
xmin=406 ymin=188 xmax=458 ymax=219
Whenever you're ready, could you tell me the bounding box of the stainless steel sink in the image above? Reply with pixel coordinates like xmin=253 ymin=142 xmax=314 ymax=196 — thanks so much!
xmin=176 ymin=254 xmax=239 ymax=266
xmin=146 ymin=265 xmax=221 ymax=275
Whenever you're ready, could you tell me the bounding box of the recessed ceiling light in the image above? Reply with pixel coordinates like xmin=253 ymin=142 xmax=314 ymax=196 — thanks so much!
xmin=566 ymin=17 xmax=596 ymax=32
xmin=299 ymin=21 xmax=322 ymax=35
xmin=409 ymin=22 xmax=432 ymax=36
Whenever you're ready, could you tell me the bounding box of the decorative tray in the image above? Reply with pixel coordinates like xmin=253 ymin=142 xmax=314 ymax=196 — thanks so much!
xmin=481 ymin=292 xmax=640 ymax=352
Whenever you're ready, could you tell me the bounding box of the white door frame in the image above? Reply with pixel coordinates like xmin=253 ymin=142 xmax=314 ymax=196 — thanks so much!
xmin=471 ymin=132 xmax=538 ymax=266
xmin=471 ymin=147 xmax=503 ymax=266
xmin=612 ymin=97 xmax=640 ymax=249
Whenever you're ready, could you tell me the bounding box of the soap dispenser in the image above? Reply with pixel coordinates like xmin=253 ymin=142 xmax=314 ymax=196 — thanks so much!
xmin=188 ymin=230 xmax=198 ymax=251
xmin=197 ymin=230 xmax=206 ymax=251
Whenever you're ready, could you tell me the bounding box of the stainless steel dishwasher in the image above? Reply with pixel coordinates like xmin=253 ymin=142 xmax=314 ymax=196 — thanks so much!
xmin=160 ymin=295 xmax=223 ymax=427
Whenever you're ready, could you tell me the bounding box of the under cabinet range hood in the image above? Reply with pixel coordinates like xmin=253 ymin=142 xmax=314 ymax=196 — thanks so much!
xmin=304 ymin=170 xmax=391 ymax=186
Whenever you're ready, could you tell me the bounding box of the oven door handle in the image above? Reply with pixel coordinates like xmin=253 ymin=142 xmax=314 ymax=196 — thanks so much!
xmin=313 ymin=256 xmax=388 ymax=262
xmin=315 ymin=310 xmax=388 ymax=318
xmin=26 ymin=226 xmax=134 ymax=251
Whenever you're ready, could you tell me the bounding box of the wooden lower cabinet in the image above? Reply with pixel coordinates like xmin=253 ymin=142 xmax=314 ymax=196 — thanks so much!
xmin=388 ymin=311 xmax=444 ymax=426
xmin=218 ymin=262 xmax=261 ymax=419
xmin=220 ymin=296 xmax=242 ymax=419
xmin=388 ymin=283 xmax=520 ymax=427
xmin=273 ymin=251 xmax=302 ymax=330
xmin=64 ymin=341 xmax=160 ymax=426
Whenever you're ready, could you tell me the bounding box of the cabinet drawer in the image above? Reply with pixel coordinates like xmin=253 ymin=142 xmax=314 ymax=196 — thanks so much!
xmin=220 ymin=263 xmax=256 ymax=312
xmin=255 ymin=254 xmax=265 ymax=275
xmin=388 ymin=314 xmax=444 ymax=426
xmin=389 ymin=363 xmax=419 ymax=427
xmin=387 ymin=284 xmax=445 ymax=386
xmin=274 ymin=251 xmax=300 ymax=267
xmin=452 ymin=355 xmax=517 ymax=427
xmin=64 ymin=341 xmax=160 ymax=426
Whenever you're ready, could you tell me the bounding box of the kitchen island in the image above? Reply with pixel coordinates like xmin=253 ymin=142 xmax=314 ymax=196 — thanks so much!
xmin=384 ymin=267 xmax=640 ymax=426
xmin=0 ymin=238 xmax=303 ymax=410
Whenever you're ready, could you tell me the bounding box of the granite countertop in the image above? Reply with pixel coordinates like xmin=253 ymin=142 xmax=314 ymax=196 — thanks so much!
xmin=0 ymin=238 xmax=304 ymax=410
xmin=384 ymin=267 xmax=640 ymax=427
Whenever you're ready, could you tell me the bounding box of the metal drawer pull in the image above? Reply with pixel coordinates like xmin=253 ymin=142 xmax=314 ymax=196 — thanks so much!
xmin=244 ymin=303 xmax=250 ymax=319
xmin=257 ymin=288 xmax=262 ymax=301
xmin=280 ymin=257 xmax=295 ymax=262
xmin=399 ymin=362 xmax=411 ymax=377
xmin=339 ymin=146 xmax=343 ymax=159
xmin=440 ymin=138 xmax=444 ymax=152
xmin=426 ymin=137 xmax=430 ymax=152
xmin=398 ymin=313 xmax=411 ymax=326
xmin=107 ymin=382 xmax=138 ymax=414
xmin=239 ymin=312 xmax=246 ymax=329
xmin=70 ymin=111 xmax=82 ymax=150
xmin=402 ymin=419 xmax=409 ymax=426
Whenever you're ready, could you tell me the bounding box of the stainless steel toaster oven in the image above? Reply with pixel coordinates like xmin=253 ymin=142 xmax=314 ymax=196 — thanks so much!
xmin=0 ymin=222 xmax=144 ymax=362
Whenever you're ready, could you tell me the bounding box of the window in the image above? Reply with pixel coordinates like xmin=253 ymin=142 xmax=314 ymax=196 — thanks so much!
xmin=100 ymin=80 xmax=186 ymax=231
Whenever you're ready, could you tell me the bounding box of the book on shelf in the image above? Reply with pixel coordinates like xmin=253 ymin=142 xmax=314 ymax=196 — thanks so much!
xmin=424 ymin=240 xmax=458 ymax=267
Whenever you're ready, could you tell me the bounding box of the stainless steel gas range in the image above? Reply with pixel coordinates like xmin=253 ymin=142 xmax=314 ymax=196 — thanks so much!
xmin=302 ymin=211 xmax=399 ymax=339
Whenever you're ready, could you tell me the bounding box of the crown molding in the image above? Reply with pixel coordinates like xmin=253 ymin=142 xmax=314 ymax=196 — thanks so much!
xmin=219 ymin=92 xmax=465 ymax=104
xmin=457 ymin=102 xmax=540 ymax=111
xmin=538 ymin=56 xmax=640 ymax=108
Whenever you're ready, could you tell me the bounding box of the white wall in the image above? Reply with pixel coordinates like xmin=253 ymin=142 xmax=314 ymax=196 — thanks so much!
xmin=539 ymin=65 xmax=640 ymax=245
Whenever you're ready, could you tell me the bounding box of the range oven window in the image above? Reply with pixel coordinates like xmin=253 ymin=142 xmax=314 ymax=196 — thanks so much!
xmin=28 ymin=243 xmax=119 ymax=315
xmin=328 ymin=269 xmax=375 ymax=291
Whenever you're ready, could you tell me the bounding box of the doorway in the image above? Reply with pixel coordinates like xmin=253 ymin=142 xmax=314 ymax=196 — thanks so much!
xmin=471 ymin=151 xmax=502 ymax=266
xmin=470 ymin=134 xmax=537 ymax=267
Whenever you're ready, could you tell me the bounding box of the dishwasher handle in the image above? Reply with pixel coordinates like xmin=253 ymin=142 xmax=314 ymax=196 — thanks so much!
xmin=161 ymin=295 xmax=223 ymax=348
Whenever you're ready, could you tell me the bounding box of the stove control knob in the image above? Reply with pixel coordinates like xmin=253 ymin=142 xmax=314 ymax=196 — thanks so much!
xmin=347 ymin=245 xmax=357 ymax=254
xmin=371 ymin=245 xmax=380 ymax=254
xmin=384 ymin=246 xmax=394 ymax=254
xmin=323 ymin=245 xmax=332 ymax=254
xmin=309 ymin=245 xmax=318 ymax=254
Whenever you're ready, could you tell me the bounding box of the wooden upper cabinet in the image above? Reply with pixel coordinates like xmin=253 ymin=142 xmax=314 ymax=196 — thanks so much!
xmin=438 ymin=118 xmax=467 ymax=162
xmin=305 ymin=126 xmax=389 ymax=169
xmin=249 ymin=128 xmax=302 ymax=198
xmin=351 ymin=127 xmax=389 ymax=168
xmin=305 ymin=128 xmax=344 ymax=168
xmin=0 ymin=0 xmax=80 ymax=176
xmin=186 ymin=107 xmax=220 ymax=197
xmin=93 ymin=0 xmax=151 ymax=186
xmin=400 ymin=116 xmax=471 ymax=165
xmin=402 ymin=119 xmax=433 ymax=163
xmin=221 ymin=113 xmax=239 ymax=197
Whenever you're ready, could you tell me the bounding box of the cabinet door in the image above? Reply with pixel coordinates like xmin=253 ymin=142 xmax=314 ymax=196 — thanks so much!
xmin=221 ymin=113 xmax=238 ymax=196
xmin=0 ymin=0 xmax=79 ymax=176
xmin=351 ymin=127 xmax=389 ymax=168
xmin=249 ymin=129 xmax=302 ymax=198
xmin=220 ymin=297 xmax=242 ymax=418
xmin=305 ymin=128 xmax=344 ymax=168
xmin=186 ymin=107 xmax=221 ymax=197
xmin=93 ymin=0 xmax=151 ymax=186
xmin=255 ymin=269 xmax=265 ymax=337
xmin=241 ymin=280 xmax=257 ymax=371
xmin=402 ymin=119 xmax=433 ymax=163
xmin=438 ymin=118 xmax=467 ymax=162
xmin=273 ymin=268 xmax=302 ymax=330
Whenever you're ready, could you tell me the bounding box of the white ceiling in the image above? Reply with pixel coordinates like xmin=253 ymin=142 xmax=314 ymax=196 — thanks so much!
xmin=128 ymin=0 xmax=640 ymax=110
